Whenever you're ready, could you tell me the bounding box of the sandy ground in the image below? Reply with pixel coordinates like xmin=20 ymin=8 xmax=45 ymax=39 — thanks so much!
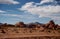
xmin=0 ymin=27 xmax=60 ymax=39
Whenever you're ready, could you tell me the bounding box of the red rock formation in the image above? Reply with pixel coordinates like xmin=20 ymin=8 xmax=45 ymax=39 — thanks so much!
xmin=45 ymin=20 xmax=55 ymax=29
xmin=27 ymin=24 xmax=36 ymax=28
xmin=57 ymin=25 xmax=60 ymax=29
xmin=15 ymin=22 xmax=26 ymax=28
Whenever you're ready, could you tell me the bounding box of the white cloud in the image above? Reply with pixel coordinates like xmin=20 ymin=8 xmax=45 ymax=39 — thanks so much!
xmin=19 ymin=2 xmax=60 ymax=24
xmin=20 ymin=2 xmax=60 ymax=17
xmin=40 ymin=0 xmax=54 ymax=4
xmin=40 ymin=0 xmax=57 ymax=4
xmin=0 ymin=14 xmax=22 ymax=17
xmin=0 ymin=0 xmax=19 ymax=4
xmin=0 ymin=10 xmax=6 ymax=13
xmin=0 ymin=13 xmax=36 ymax=20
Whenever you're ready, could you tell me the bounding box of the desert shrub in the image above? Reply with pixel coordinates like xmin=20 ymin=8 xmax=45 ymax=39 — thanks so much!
xmin=13 ymin=29 xmax=19 ymax=33
xmin=57 ymin=29 xmax=60 ymax=33
xmin=16 ymin=31 xmax=19 ymax=33
xmin=0 ymin=27 xmax=2 ymax=29
xmin=57 ymin=28 xmax=60 ymax=30
xmin=23 ymin=32 xmax=25 ymax=33
xmin=1 ymin=29 xmax=6 ymax=34
xmin=40 ymin=30 xmax=44 ymax=32
xmin=48 ymin=30 xmax=51 ymax=33
xmin=29 ymin=30 xmax=32 ymax=33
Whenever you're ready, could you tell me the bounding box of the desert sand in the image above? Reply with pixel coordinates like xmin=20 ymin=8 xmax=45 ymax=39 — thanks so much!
xmin=0 ymin=20 xmax=60 ymax=39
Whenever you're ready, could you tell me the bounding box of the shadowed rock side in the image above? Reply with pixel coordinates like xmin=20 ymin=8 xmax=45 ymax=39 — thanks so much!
xmin=0 ymin=20 xmax=60 ymax=39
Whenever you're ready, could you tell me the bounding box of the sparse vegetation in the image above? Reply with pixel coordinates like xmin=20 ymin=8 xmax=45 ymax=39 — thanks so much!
xmin=0 ymin=20 xmax=60 ymax=39
xmin=1 ymin=29 xmax=6 ymax=34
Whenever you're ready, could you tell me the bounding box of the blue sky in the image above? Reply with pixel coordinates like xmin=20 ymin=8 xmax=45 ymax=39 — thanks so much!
xmin=0 ymin=0 xmax=60 ymax=24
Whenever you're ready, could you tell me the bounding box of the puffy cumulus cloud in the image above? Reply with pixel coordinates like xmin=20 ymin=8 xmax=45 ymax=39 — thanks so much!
xmin=0 ymin=0 xmax=19 ymax=4
xmin=0 ymin=10 xmax=6 ymax=13
xmin=20 ymin=2 xmax=60 ymax=17
xmin=19 ymin=2 xmax=60 ymax=24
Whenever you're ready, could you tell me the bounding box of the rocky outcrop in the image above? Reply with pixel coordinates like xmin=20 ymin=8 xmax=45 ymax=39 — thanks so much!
xmin=45 ymin=20 xmax=55 ymax=29
xmin=0 ymin=20 xmax=60 ymax=29
xmin=15 ymin=22 xmax=26 ymax=28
